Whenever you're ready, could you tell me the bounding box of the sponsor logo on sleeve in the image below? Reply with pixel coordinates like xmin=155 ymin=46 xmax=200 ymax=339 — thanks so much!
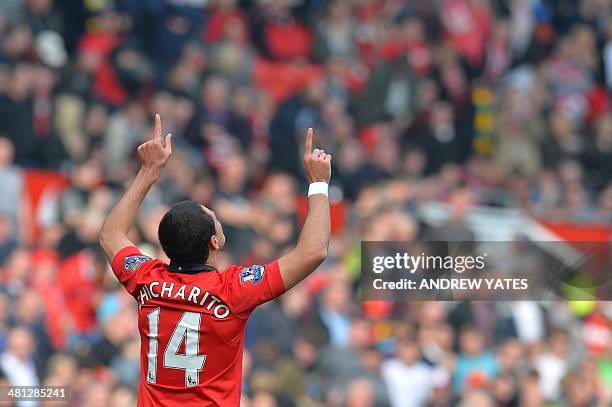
xmin=124 ymin=255 xmax=152 ymax=273
xmin=240 ymin=265 xmax=265 ymax=285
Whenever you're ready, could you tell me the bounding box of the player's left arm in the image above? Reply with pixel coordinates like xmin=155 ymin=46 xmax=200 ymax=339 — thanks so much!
xmin=277 ymin=128 xmax=331 ymax=290
xmin=99 ymin=114 xmax=172 ymax=263
xmin=227 ymin=130 xmax=331 ymax=314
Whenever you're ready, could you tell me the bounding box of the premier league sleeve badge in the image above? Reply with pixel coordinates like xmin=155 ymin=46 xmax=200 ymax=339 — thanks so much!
xmin=240 ymin=265 xmax=265 ymax=285
xmin=124 ymin=255 xmax=152 ymax=273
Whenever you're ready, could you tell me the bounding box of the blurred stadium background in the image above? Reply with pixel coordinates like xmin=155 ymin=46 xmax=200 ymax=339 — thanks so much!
xmin=0 ymin=0 xmax=611 ymax=406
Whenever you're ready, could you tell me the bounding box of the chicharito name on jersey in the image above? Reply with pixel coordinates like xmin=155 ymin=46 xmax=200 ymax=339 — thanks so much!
xmin=137 ymin=281 xmax=230 ymax=319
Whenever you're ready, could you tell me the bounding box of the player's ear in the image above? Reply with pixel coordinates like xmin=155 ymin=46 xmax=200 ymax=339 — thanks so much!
xmin=210 ymin=235 xmax=220 ymax=251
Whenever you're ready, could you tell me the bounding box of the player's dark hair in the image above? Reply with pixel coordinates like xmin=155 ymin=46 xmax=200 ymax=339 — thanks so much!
xmin=158 ymin=201 xmax=215 ymax=263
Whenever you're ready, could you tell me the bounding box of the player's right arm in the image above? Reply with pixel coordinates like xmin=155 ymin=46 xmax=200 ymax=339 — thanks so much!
xmin=278 ymin=128 xmax=332 ymax=290
xmin=99 ymin=114 xmax=171 ymax=279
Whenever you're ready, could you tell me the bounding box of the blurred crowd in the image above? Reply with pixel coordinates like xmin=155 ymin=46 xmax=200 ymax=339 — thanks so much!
xmin=0 ymin=0 xmax=611 ymax=406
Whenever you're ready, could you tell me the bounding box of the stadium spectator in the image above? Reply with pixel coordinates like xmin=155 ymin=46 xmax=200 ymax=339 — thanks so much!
xmin=0 ymin=327 xmax=39 ymax=388
xmin=382 ymin=336 xmax=434 ymax=407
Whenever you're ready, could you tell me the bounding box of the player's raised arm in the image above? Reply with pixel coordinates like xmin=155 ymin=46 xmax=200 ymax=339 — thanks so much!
xmin=99 ymin=114 xmax=172 ymax=263
xmin=278 ymin=128 xmax=331 ymax=289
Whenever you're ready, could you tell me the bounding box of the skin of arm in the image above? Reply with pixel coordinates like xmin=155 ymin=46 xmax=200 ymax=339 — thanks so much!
xmin=99 ymin=114 xmax=172 ymax=263
xmin=278 ymin=128 xmax=332 ymax=290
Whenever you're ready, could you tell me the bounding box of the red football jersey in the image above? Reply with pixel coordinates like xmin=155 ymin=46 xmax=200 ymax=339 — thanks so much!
xmin=111 ymin=246 xmax=286 ymax=406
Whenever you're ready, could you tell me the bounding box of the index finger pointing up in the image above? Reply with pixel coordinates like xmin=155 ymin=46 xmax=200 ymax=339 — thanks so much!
xmin=304 ymin=128 xmax=313 ymax=157
xmin=153 ymin=114 xmax=161 ymax=142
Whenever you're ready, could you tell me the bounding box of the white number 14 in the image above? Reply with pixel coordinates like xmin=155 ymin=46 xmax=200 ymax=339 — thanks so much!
xmin=146 ymin=308 xmax=207 ymax=387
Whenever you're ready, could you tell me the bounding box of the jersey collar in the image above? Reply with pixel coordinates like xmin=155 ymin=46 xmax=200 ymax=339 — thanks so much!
xmin=167 ymin=261 xmax=216 ymax=273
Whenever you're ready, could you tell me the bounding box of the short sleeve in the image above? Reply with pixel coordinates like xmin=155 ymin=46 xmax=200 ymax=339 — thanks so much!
xmin=226 ymin=260 xmax=286 ymax=316
xmin=111 ymin=246 xmax=153 ymax=295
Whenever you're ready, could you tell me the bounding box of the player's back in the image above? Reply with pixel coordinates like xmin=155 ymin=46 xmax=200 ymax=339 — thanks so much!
xmin=111 ymin=246 xmax=285 ymax=407
xmin=135 ymin=265 xmax=245 ymax=406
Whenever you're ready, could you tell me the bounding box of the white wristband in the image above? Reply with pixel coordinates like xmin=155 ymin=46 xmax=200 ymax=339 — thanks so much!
xmin=308 ymin=182 xmax=328 ymax=197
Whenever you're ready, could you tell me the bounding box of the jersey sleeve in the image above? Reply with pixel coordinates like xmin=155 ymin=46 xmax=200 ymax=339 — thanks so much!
xmin=111 ymin=246 xmax=153 ymax=295
xmin=226 ymin=260 xmax=286 ymax=317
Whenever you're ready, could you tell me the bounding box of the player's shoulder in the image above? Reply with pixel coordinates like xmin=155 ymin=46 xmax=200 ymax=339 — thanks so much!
xmin=213 ymin=264 xmax=240 ymax=280
xmin=118 ymin=248 xmax=167 ymax=276
xmin=214 ymin=264 xmax=266 ymax=284
xmin=235 ymin=264 xmax=267 ymax=285
xmin=123 ymin=253 xmax=156 ymax=272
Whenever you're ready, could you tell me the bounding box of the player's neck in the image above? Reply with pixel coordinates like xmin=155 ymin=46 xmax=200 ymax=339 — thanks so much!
xmin=206 ymin=251 xmax=220 ymax=270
